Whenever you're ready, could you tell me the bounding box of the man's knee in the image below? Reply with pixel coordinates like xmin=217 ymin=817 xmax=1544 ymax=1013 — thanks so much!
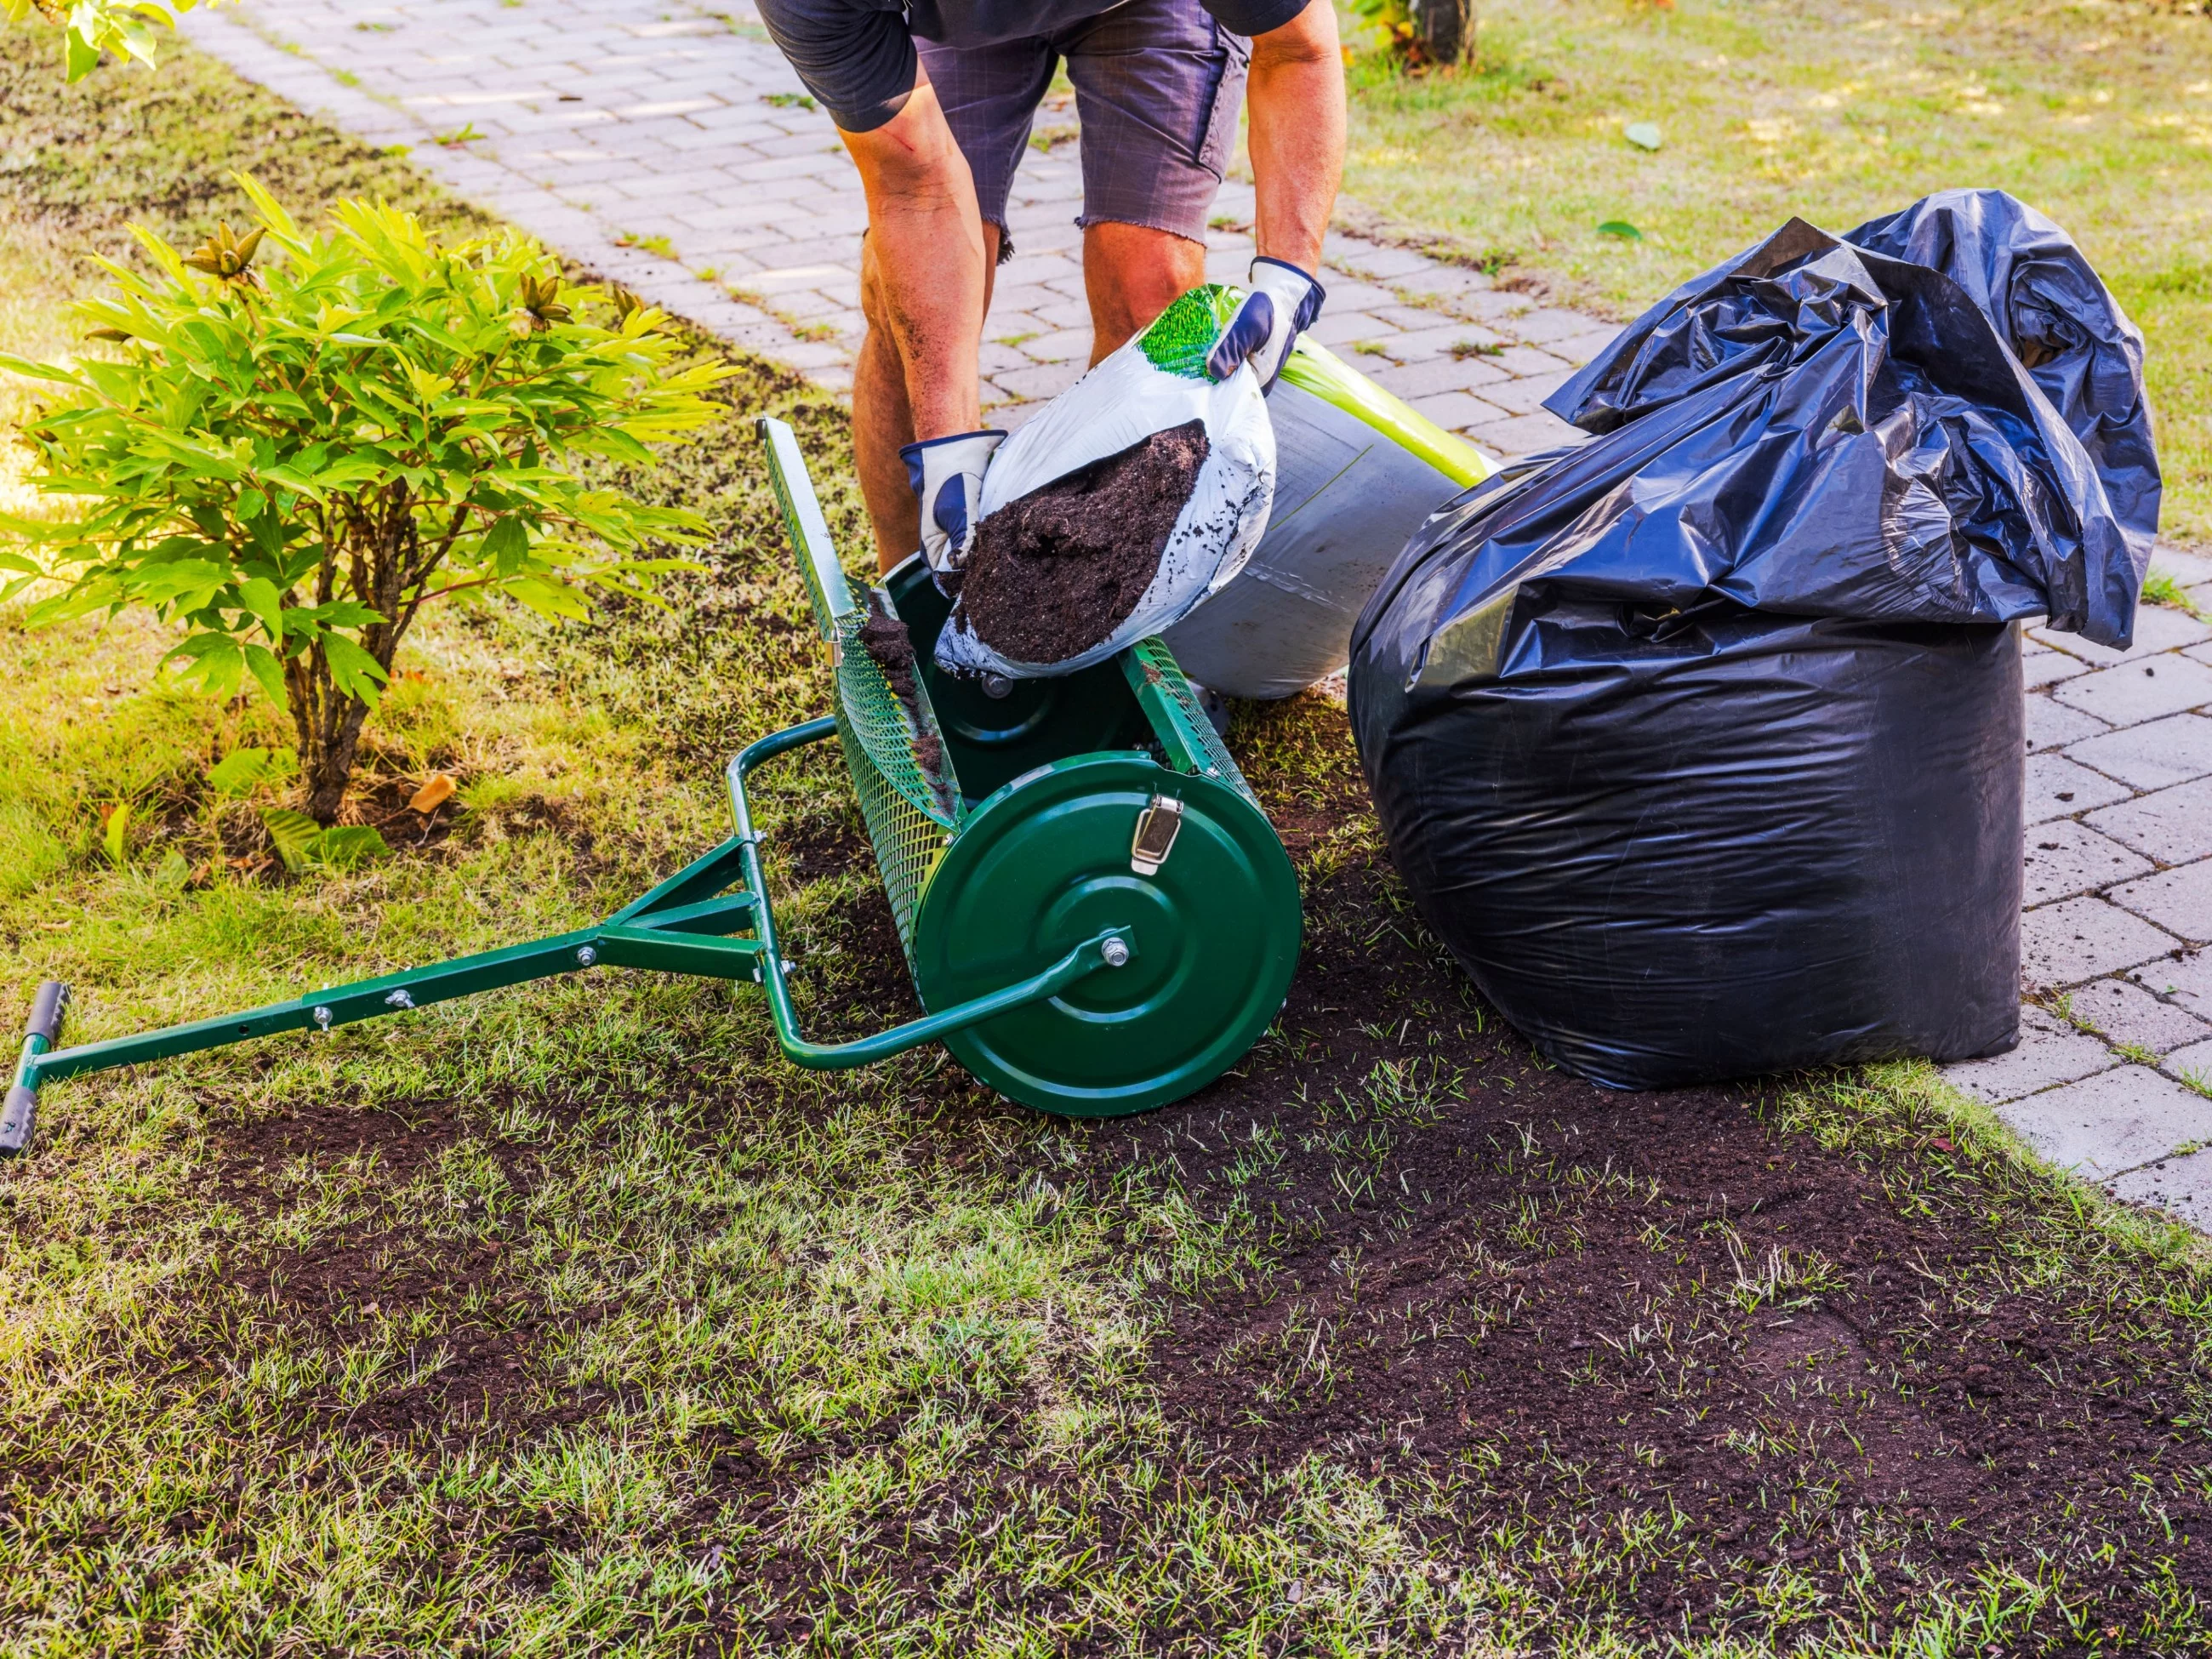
xmin=1085 ymin=222 xmax=1207 ymax=351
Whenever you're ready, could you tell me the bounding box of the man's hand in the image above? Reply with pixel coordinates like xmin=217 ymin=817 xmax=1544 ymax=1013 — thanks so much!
xmin=1207 ymin=257 xmax=1325 ymax=391
xmin=902 ymin=428 xmax=1005 ymax=577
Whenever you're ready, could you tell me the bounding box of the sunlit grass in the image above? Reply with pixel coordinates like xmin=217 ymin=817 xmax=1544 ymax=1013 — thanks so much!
xmin=1337 ymin=0 xmax=2212 ymax=537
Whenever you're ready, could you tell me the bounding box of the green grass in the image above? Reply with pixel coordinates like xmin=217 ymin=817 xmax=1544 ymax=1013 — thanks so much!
xmin=1338 ymin=0 xmax=2212 ymax=539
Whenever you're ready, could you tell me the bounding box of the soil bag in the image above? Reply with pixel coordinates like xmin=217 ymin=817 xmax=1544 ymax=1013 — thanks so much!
xmin=1348 ymin=195 xmax=2151 ymax=1090
xmin=936 ymin=286 xmax=1275 ymax=680
xmin=1161 ymin=339 xmax=1495 ymax=698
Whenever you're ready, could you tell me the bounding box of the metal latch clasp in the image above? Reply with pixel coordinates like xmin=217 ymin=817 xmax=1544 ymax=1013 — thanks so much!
xmin=1130 ymin=794 xmax=1183 ymax=876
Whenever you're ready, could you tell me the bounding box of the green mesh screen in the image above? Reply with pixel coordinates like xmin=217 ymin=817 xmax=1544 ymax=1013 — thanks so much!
xmin=1137 ymin=284 xmax=1240 ymax=379
xmin=830 ymin=608 xmax=960 ymax=961
xmin=1124 ymin=636 xmax=1259 ymax=807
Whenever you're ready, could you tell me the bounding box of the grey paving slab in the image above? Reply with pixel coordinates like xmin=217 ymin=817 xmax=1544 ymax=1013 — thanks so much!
xmin=2164 ymin=1038 xmax=2212 ymax=1088
xmin=2086 ymin=776 xmax=2212 ymax=865
xmin=1998 ymin=1066 xmax=2212 ymax=1179
xmin=2025 ymin=752 xmax=2135 ymax=823
xmin=2112 ymin=859 xmax=2212 ymax=946
xmin=2023 ymin=821 xmax=2155 ymax=906
xmin=2023 ymin=644 xmax=2090 ymax=689
xmin=2021 ymin=897 xmax=2182 ymax=989
xmin=1942 ymin=1006 xmax=2114 ymax=1104
xmin=2107 ymin=1146 xmax=2212 ymax=1224
xmin=2026 ymin=693 xmax=2112 ymax=753
xmin=2050 ymin=653 xmax=2212 ymax=727
xmin=2154 ymin=547 xmax=2212 ymax=587
xmin=2131 ymin=952 xmax=2212 ymax=1023
xmin=2063 ymin=976 xmax=2212 ymax=1056
xmin=2062 ymin=711 xmax=2212 ymax=792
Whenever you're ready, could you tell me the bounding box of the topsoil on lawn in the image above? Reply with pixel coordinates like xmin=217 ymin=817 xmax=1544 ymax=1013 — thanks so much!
xmin=956 ymin=419 xmax=1208 ymax=664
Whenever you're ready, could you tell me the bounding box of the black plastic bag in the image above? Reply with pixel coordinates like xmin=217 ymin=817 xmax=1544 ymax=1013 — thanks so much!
xmin=1348 ymin=193 xmax=2150 ymax=1090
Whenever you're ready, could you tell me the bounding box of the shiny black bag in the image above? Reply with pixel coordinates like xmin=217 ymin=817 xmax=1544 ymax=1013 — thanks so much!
xmin=1348 ymin=192 xmax=2152 ymax=1089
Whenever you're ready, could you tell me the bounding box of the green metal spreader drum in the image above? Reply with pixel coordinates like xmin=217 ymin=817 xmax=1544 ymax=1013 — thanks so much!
xmin=3 ymin=420 xmax=1301 ymax=1149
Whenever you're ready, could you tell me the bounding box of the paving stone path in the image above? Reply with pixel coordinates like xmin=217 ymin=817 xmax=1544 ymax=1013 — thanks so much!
xmin=180 ymin=0 xmax=1605 ymax=453
xmin=184 ymin=0 xmax=2212 ymax=1216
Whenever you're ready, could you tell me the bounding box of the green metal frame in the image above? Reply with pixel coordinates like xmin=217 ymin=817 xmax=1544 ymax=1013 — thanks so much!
xmin=2 ymin=714 xmax=1134 ymax=1158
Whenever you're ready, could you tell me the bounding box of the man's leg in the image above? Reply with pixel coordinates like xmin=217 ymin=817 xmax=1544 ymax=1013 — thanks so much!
xmin=841 ymin=76 xmax=993 ymax=571
xmin=849 ymin=38 xmax=1052 ymax=571
xmin=1056 ymin=0 xmax=1251 ymax=357
xmin=1080 ymin=221 xmax=1206 ymax=365
xmin=853 ymin=220 xmax=1001 ymax=569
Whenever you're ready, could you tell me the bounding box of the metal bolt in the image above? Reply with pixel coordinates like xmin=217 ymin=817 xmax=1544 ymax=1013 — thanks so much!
xmin=384 ymin=989 xmax=415 ymax=1010
xmin=576 ymin=945 xmax=598 ymax=967
xmin=1100 ymin=938 xmax=1131 ymax=968
xmin=982 ymin=673 xmax=1013 ymax=699
xmin=311 ymin=1005 xmax=334 ymax=1032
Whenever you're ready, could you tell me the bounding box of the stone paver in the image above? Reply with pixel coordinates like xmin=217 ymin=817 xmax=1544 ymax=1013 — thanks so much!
xmin=1952 ymin=585 xmax=2212 ymax=1226
xmin=1998 ymin=1067 xmax=2212 ymax=1181
xmin=1942 ymin=1006 xmax=2115 ymax=1104
xmin=2165 ymin=1039 xmax=2212 ymax=1087
xmin=2024 ymin=752 xmax=2134 ymax=823
xmin=2135 ymin=953 xmax=2212 ymax=1023
xmin=2022 ymin=896 xmax=2184 ymax=988
xmin=2061 ymin=711 xmax=2212 ymax=792
xmin=2022 ymin=821 xmax=2153 ymax=906
xmin=2049 ymin=653 xmax=2212 ymax=727
xmin=2087 ymin=775 xmax=2212 ymax=865
xmin=2113 ymin=861 xmax=2212 ymax=945
xmin=2107 ymin=1148 xmax=2212 ymax=1225
xmin=162 ymin=0 xmax=2212 ymax=1230
xmin=2065 ymin=975 xmax=2212 ymax=1056
xmin=180 ymin=0 xmax=1609 ymax=456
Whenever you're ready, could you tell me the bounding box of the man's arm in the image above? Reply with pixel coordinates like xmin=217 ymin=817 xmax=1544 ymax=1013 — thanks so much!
xmin=842 ymin=76 xmax=988 ymax=447
xmin=1245 ymin=0 xmax=1345 ymax=271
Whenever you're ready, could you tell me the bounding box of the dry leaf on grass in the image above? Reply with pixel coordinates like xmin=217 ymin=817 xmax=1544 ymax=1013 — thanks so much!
xmin=408 ymin=773 xmax=458 ymax=814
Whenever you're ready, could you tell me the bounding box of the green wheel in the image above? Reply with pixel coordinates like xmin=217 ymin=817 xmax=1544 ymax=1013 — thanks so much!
xmin=910 ymin=754 xmax=1300 ymax=1117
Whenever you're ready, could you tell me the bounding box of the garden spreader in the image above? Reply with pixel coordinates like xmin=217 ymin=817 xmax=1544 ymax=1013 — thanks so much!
xmin=3 ymin=419 xmax=1301 ymax=1153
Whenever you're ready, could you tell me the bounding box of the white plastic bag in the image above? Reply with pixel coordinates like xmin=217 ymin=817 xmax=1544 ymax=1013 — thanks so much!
xmin=935 ymin=286 xmax=1277 ymax=679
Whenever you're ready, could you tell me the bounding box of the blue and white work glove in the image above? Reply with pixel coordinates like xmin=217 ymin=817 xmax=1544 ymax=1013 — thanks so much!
xmin=901 ymin=428 xmax=1006 ymax=582
xmin=1206 ymin=257 xmax=1325 ymax=393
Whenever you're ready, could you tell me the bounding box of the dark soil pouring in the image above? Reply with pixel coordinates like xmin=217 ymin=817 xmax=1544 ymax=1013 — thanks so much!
xmin=958 ymin=419 xmax=1209 ymax=664
xmin=856 ymin=605 xmax=945 ymax=779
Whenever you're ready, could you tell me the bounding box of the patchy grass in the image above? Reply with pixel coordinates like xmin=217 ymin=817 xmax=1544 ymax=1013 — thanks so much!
xmin=1338 ymin=0 xmax=2212 ymax=538
xmin=8 ymin=20 xmax=2212 ymax=1658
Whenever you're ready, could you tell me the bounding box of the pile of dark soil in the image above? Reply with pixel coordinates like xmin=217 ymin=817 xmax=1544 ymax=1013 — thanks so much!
xmin=957 ymin=419 xmax=1209 ymax=664
xmin=856 ymin=606 xmax=944 ymax=778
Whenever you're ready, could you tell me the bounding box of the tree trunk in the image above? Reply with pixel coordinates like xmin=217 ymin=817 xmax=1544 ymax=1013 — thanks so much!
xmin=1414 ymin=0 xmax=1469 ymax=63
xmin=286 ymin=483 xmax=424 ymax=824
xmin=294 ymin=680 xmax=374 ymax=824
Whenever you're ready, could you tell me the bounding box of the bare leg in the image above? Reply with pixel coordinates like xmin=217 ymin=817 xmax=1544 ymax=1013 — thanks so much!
xmin=841 ymin=77 xmax=995 ymax=572
xmin=853 ymin=221 xmax=1001 ymax=570
xmin=1081 ymin=220 xmax=1207 ymax=365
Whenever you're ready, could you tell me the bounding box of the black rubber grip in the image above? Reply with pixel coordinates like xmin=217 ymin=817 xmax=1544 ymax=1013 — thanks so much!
xmin=0 ymin=1086 xmax=31 ymax=1157
xmin=26 ymin=981 xmax=66 ymax=1045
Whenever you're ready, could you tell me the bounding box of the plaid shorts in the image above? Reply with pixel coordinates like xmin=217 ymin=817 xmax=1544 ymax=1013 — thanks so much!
xmin=918 ymin=0 xmax=1251 ymax=254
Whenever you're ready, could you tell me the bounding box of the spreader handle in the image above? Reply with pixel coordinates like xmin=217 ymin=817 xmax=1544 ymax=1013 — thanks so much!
xmin=3 ymin=981 xmax=68 ymax=1158
xmin=727 ymin=721 xmax=1134 ymax=1069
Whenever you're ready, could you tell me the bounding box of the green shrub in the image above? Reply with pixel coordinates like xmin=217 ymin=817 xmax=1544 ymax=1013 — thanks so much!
xmin=1 ymin=175 xmax=733 ymax=820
